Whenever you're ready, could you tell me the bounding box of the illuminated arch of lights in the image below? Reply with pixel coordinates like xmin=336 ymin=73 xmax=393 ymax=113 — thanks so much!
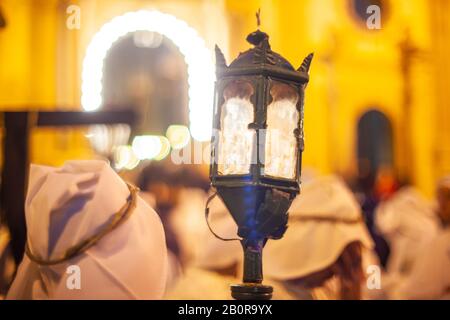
xmin=81 ymin=10 xmax=215 ymax=142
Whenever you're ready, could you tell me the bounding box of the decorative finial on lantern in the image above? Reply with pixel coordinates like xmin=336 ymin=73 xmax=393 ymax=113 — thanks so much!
xmin=246 ymin=9 xmax=269 ymax=47
xmin=298 ymin=53 xmax=314 ymax=73
xmin=215 ymin=44 xmax=227 ymax=68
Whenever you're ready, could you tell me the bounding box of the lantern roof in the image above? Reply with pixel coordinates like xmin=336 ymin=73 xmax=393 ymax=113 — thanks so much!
xmin=215 ymin=29 xmax=313 ymax=83
xmin=229 ymin=30 xmax=295 ymax=71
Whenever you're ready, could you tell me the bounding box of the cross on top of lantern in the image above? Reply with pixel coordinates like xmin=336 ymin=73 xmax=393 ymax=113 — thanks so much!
xmin=209 ymin=11 xmax=314 ymax=300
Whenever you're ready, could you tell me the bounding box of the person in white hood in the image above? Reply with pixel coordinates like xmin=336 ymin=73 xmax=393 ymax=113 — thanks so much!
xmin=375 ymin=187 xmax=439 ymax=277
xmin=264 ymin=175 xmax=377 ymax=300
xmin=388 ymin=176 xmax=450 ymax=300
xmin=7 ymin=160 xmax=168 ymax=300
xmin=166 ymin=192 xmax=242 ymax=300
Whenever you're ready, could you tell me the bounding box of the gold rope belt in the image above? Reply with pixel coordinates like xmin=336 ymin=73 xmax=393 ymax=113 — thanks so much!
xmin=25 ymin=182 xmax=139 ymax=266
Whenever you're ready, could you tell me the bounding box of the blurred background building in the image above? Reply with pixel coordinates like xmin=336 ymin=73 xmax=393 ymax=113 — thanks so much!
xmin=0 ymin=0 xmax=449 ymax=197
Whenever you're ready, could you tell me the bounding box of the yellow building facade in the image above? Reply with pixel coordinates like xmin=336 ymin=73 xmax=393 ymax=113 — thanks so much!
xmin=0 ymin=0 xmax=449 ymax=197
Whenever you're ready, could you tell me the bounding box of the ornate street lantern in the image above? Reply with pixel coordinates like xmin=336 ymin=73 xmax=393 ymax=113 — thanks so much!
xmin=209 ymin=17 xmax=313 ymax=300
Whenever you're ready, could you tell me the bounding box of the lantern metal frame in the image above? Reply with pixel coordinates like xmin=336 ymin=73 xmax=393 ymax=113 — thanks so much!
xmin=210 ymin=30 xmax=312 ymax=194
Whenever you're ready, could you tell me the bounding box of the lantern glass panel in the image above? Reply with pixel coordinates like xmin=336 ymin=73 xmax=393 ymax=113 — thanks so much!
xmin=218 ymin=80 xmax=255 ymax=175
xmin=264 ymin=82 xmax=299 ymax=179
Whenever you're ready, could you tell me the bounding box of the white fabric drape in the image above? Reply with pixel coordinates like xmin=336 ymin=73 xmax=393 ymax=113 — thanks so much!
xmin=264 ymin=175 xmax=374 ymax=281
xmin=7 ymin=160 xmax=168 ymax=300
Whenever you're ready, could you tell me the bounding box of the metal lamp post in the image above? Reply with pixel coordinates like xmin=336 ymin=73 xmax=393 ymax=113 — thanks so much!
xmin=209 ymin=20 xmax=313 ymax=300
